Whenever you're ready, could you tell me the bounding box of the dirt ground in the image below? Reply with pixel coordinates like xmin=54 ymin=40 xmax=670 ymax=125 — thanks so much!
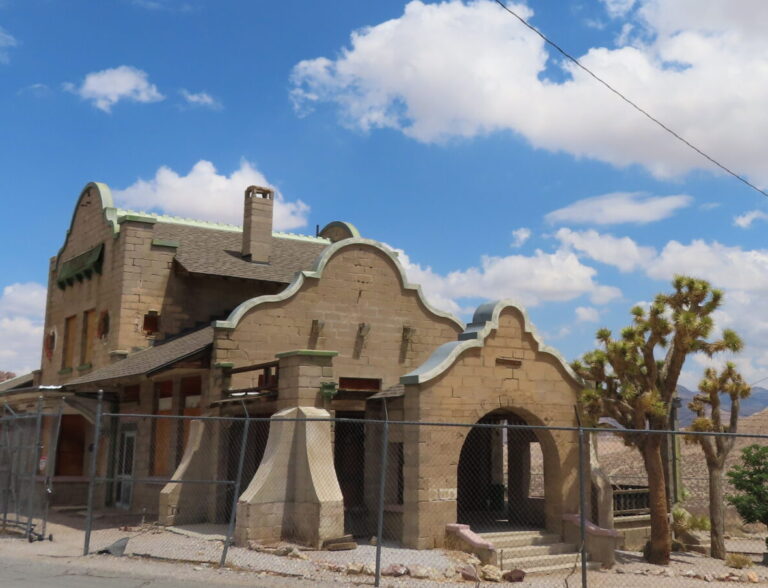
xmin=2 ymin=511 xmax=768 ymax=587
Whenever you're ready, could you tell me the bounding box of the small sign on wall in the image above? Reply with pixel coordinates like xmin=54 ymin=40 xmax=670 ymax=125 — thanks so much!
xmin=39 ymin=456 xmax=47 ymax=473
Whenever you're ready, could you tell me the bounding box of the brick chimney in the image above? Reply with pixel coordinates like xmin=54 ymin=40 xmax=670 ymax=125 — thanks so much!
xmin=242 ymin=185 xmax=274 ymax=263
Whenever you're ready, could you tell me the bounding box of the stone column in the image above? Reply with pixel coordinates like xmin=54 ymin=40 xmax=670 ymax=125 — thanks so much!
xmin=234 ymin=350 xmax=343 ymax=548
xmin=234 ymin=407 xmax=344 ymax=548
xmin=274 ymin=350 xmax=338 ymax=410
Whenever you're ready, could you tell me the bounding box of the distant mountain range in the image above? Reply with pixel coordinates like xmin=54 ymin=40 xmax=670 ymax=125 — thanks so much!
xmin=676 ymin=385 xmax=768 ymax=427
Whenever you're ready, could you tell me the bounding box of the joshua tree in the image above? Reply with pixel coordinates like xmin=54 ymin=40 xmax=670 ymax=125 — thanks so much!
xmin=687 ymin=363 xmax=751 ymax=559
xmin=573 ymin=276 xmax=742 ymax=565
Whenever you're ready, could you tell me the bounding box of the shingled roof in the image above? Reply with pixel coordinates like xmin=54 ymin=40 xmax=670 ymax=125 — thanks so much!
xmin=0 ymin=372 xmax=35 ymax=393
xmin=152 ymin=222 xmax=328 ymax=283
xmin=67 ymin=326 xmax=214 ymax=386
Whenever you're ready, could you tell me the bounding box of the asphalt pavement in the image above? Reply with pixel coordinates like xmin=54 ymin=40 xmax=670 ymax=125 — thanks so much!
xmin=0 ymin=554 xmax=290 ymax=588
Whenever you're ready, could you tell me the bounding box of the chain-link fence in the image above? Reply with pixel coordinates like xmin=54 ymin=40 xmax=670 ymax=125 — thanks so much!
xmin=3 ymin=396 xmax=768 ymax=587
xmin=0 ymin=402 xmax=61 ymax=543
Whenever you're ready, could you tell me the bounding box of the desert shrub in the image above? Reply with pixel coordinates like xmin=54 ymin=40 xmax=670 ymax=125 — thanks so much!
xmin=725 ymin=553 xmax=753 ymax=569
xmin=672 ymin=507 xmax=691 ymax=535
xmin=690 ymin=514 xmax=711 ymax=532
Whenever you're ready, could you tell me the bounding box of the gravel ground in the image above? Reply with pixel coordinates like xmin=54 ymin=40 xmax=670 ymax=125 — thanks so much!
xmin=4 ymin=515 xmax=768 ymax=587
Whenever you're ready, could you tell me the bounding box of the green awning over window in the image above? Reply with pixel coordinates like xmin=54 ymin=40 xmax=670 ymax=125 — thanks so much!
xmin=57 ymin=243 xmax=104 ymax=289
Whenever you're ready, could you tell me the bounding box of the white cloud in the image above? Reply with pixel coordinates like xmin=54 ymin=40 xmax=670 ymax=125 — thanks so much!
xmin=65 ymin=65 xmax=164 ymax=112
xmin=590 ymin=284 xmax=622 ymax=305
xmin=511 ymin=227 xmax=531 ymax=248
xmin=575 ymin=306 xmax=600 ymax=323
xmin=647 ymin=240 xmax=768 ymax=292
xmin=392 ymin=245 xmax=621 ymax=314
xmin=555 ymin=227 xmax=656 ymax=272
xmin=113 ymin=159 xmax=310 ymax=231
xmin=601 ymin=0 xmax=637 ymax=18
xmin=0 ymin=283 xmax=46 ymax=375
xmin=131 ymin=0 xmax=199 ymax=11
xmin=643 ymin=239 xmax=768 ymax=386
xmin=546 ymin=192 xmax=691 ymax=225
xmin=17 ymin=83 xmax=50 ymax=97
xmin=734 ymin=210 xmax=768 ymax=229
xmin=180 ymin=89 xmax=221 ymax=110
xmin=0 ymin=25 xmax=16 ymax=64
xmin=291 ymin=0 xmax=768 ymax=184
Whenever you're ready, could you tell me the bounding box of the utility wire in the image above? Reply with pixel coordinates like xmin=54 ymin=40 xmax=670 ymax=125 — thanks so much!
xmin=492 ymin=0 xmax=768 ymax=200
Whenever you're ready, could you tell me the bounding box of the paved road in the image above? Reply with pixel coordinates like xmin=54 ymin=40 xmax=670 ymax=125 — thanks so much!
xmin=0 ymin=555 xmax=288 ymax=588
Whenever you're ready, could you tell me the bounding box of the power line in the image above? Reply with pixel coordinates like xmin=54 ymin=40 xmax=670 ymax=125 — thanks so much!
xmin=491 ymin=0 xmax=768 ymax=200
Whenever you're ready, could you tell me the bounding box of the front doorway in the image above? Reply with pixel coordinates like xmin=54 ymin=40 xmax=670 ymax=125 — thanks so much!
xmin=334 ymin=411 xmax=366 ymax=536
xmin=115 ymin=429 xmax=136 ymax=509
xmin=457 ymin=411 xmax=545 ymax=531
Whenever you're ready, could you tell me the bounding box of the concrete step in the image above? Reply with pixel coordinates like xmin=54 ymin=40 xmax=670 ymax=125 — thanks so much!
xmin=614 ymin=514 xmax=651 ymax=528
xmin=498 ymin=551 xmax=583 ymax=571
xmin=619 ymin=525 xmax=652 ymax=551
xmin=479 ymin=530 xmax=560 ymax=548
xmin=499 ymin=542 xmax=578 ymax=559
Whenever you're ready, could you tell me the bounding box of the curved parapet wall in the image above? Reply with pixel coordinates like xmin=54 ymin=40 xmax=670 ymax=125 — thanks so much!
xmin=56 ymin=182 xmax=120 ymax=268
xmin=401 ymin=299 xmax=583 ymax=387
xmin=318 ymin=220 xmax=360 ymax=242
xmin=215 ymin=238 xmax=464 ymax=331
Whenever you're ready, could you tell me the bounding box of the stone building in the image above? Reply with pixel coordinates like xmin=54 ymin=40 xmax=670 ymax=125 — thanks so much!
xmin=1 ymin=181 xmax=620 ymax=567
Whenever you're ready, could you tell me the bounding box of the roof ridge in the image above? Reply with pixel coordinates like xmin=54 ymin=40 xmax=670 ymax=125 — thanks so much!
xmin=115 ymin=208 xmax=330 ymax=243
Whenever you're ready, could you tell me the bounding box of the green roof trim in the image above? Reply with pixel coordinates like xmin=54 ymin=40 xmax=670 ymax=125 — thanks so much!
xmin=151 ymin=239 xmax=180 ymax=248
xmin=274 ymin=349 xmax=339 ymax=359
xmin=57 ymin=243 xmax=104 ymax=289
xmin=117 ymin=214 xmax=157 ymax=225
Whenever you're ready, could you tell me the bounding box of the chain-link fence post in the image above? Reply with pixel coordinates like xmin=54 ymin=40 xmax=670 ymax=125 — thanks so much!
xmin=25 ymin=397 xmax=44 ymax=539
xmin=220 ymin=415 xmax=250 ymax=567
xmin=374 ymin=408 xmax=389 ymax=587
xmin=41 ymin=400 xmax=63 ymax=540
xmin=0 ymin=408 xmax=13 ymax=529
xmin=83 ymin=390 xmax=104 ymax=556
xmin=577 ymin=420 xmax=588 ymax=587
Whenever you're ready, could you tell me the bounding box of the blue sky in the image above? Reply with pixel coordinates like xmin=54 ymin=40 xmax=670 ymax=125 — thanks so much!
xmin=1 ymin=0 xmax=767 ymax=389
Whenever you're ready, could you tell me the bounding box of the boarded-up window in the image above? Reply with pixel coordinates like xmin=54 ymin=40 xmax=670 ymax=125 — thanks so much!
xmin=338 ymin=377 xmax=381 ymax=392
xmin=122 ymin=385 xmax=140 ymax=404
xmin=62 ymin=315 xmax=77 ymax=369
xmin=80 ymin=309 xmax=97 ymax=365
xmin=180 ymin=377 xmax=202 ymax=457
xmin=143 ymin=311 xmax=160 ymax=336
xmin=55 ymin=415 xmax=87 ymax=476
xmin=151 ymin=380 xmax=174 ymax=477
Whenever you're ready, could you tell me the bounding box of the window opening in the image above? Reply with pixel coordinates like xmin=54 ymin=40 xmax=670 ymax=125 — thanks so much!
xmin=80 ymin=309 xmax=96 ymax=366
xmin=62 ymin=315 xmax=77 ymax=369
xmin=143 ymin=310 xmax=160 ymax=336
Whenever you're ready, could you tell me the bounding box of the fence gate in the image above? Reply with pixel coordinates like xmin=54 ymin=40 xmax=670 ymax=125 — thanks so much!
xmin=0 ymin=405 xmax=60 ymax=542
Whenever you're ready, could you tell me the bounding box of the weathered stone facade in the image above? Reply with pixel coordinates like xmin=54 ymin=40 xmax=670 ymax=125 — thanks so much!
xmin=5 ymin=180 xmax=598 ymax=557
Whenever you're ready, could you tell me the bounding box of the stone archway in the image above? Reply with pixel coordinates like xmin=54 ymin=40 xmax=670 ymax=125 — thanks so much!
xmin=457 ymin=409 xmax=553 ymax=531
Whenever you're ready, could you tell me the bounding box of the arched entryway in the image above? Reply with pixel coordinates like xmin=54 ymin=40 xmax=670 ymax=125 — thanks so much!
xmin=457 ymin=410 xmax=547 ymax=531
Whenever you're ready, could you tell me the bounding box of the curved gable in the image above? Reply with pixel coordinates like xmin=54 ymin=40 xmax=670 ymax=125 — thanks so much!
xmin=402 ymin=299 xmax=583 ymax=387
xmin=215 ymin=238 xmax=463 ymax=331
xmin=56 ymin=182 xmax=119 ymax=269
xmin=212 ymin=239 xmax=464 ymax=382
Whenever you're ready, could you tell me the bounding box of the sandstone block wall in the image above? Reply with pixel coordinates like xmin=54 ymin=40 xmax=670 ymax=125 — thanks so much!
xmin=213 ymin=244 xmax=463 ymax=397
xmin=400 ymin=306 xmax=583 ymax=549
